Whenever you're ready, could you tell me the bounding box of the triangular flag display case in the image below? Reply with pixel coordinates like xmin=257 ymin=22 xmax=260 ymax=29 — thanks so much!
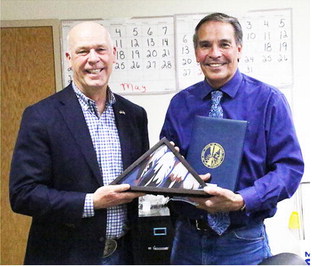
xmin=111 ymin=137 xmax=207 ymax=197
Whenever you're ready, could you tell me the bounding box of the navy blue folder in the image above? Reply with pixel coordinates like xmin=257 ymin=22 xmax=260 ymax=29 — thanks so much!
xmin=186 ymin=116 xmax=248 ymax=191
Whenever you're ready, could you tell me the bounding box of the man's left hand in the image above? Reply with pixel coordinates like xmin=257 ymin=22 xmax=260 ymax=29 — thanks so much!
xmin=189 ymin=186 xmax=245 ymax=213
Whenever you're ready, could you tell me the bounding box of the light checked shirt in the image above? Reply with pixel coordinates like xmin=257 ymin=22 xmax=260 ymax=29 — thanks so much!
xmin=73 ymin=83 xmax=127 ymax=239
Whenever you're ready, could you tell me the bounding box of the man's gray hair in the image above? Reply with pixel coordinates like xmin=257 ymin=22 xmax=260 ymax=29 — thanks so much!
xmin=193 ymin=12 xmax=243 ymax=49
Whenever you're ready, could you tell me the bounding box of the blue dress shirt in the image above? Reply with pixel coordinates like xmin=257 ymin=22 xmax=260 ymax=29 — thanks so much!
xmin=160 ymin=70 xmax=304 ymax=225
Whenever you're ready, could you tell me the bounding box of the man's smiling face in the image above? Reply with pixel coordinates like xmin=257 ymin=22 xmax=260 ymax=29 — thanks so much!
xmin=195 ymin=21 xmax=242 ymax=88
xmin=66 ymin=22 xmax=116 ymax=93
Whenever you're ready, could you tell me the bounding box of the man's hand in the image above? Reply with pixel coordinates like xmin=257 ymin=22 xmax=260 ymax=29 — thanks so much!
xmin=93 ymin=184 xmax=145 ymax=210
xmin=199 ymin=173 xmax=211 ymax=182
xmin=189 ymin=185 xmax=244 ymax=214
xmin=169 ymin=141 xmax=180 ymax=153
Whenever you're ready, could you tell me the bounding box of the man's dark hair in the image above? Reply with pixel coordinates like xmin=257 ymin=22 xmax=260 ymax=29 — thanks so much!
xmin=193 ymin=12 xmax=243 ymax=48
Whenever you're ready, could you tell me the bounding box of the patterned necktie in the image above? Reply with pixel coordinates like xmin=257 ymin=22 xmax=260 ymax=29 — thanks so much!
xmin=207 ymin=90 xmax=230 ymax=235
xmin=209 ymin=90 xmax=224 ymax=118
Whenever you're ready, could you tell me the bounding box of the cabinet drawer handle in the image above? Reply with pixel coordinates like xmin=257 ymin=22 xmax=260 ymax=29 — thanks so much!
xmin=148 ymin=246 xmax=169 ymax=251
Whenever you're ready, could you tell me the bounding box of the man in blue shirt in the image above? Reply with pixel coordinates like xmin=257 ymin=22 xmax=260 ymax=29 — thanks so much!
xmin=160 ymin=13 xmax=304 ymax=265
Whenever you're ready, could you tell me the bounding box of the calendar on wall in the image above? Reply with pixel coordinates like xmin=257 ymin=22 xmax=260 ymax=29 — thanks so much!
xmin=175 ymin=9 xmax=293 ymax=90
xmin=61 ymin=17 xmax=175 ymax=94
xmin=239 ymin=9 xmax=293 ymax=88
xmin=174 ymin=13 xmax=206 ymax=90
xmin=61 ymin=9 xmax=293 ymax=95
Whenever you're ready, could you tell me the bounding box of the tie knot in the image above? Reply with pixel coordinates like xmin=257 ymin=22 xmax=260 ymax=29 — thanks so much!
xmin=209 ymin=90 xmax=223 ymax=118
xmin=211 ymin=90 xmax=223 ymax=102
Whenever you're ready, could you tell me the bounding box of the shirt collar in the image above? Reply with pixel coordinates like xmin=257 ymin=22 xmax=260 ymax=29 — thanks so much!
xmin=200 ymin=69 xmax=243 ymax=99
xmin=72 ymin=83 xmax=116 ymax=112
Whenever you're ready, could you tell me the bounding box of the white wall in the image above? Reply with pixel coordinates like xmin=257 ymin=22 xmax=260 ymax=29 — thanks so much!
xmin=1 ymin=0 xmax=311 ymax=260
xmin=1 ymin=0 xmax=310 ymax=160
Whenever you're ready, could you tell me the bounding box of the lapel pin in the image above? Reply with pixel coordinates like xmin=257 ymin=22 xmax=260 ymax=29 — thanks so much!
xmin=119 ymin=110 xmax=126 ymax=115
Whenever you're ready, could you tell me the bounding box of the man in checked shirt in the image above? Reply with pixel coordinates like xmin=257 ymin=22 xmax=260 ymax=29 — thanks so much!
xmin=10 ymin=21 xmax=149 ymax=265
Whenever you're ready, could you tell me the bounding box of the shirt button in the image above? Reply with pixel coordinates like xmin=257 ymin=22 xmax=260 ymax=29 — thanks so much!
xmin=99 ymin=236 xmax=105 ymax=243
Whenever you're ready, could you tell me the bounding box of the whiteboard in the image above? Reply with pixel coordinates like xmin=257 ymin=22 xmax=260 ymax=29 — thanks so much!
xmin=61 ymin=9 xmax=293 ymax=95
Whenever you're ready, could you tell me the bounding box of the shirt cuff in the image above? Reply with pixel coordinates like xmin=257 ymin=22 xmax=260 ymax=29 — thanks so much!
xmin=82 ymin=193 xmax=95 ymax=218
xmin=237 ymin=186 xmax=261 ymax=213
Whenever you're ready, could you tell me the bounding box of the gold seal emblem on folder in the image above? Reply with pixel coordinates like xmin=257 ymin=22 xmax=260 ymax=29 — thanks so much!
xmin=201 ymin=143 xmax=225 ymax=169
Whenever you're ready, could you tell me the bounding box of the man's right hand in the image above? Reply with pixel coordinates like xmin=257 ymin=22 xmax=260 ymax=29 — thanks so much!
xmin=93 ymin=184 xmax=145 ymax=210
